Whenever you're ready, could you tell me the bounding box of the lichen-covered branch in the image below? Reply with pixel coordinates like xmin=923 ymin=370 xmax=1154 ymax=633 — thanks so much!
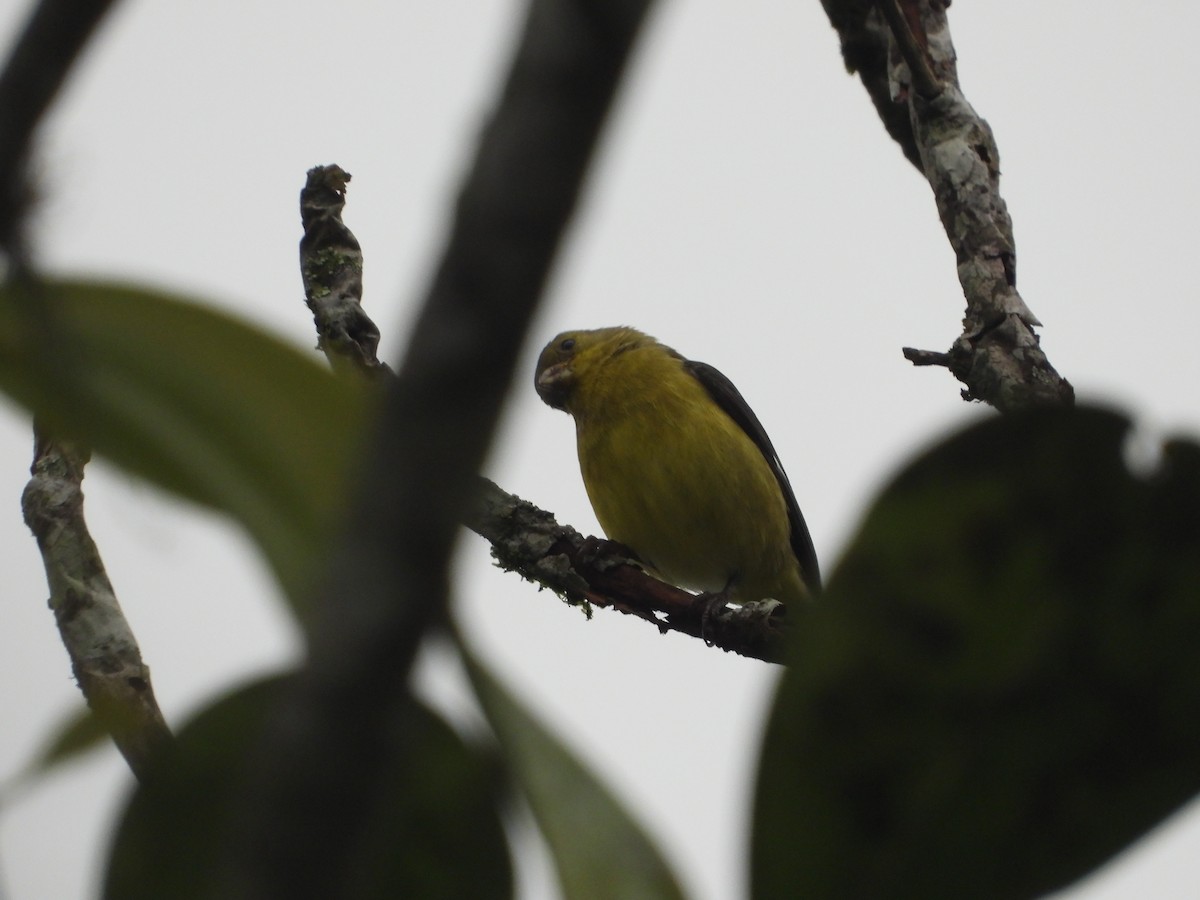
xmin=298 ymin=165 xmax=390 ymax=380
xmin=1 ymin=0 xmax=169 ymax=782
xmin=888 ymin=1 xmax=1072 ymax=410
xmin=822 ymin=0 xmax=1073 ymax=411
xmin=470 ymin=477 xmax=789 ymax=663
xmin=21 ymin=429 xmax=172 ymax=780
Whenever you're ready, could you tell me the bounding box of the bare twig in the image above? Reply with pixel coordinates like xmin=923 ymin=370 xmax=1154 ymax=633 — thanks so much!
xmin=0 ymin=0 xmax=120 ymax=261
xmin=21 ymin=429 xmax=172 ymax=780
xmin=217 ymin=2 xmax=657 ymax=896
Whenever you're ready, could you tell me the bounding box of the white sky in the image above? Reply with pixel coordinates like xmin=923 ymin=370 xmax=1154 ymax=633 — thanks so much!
xmin=0 ymin=1 xmax=1198 ymax=898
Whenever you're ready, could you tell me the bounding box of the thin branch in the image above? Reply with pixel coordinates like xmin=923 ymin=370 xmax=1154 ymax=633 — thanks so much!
xmin=216 ymin=2 xmax=657 ymax=896
xmin=471 ymin=477 xmax=789 ymax=663
xmin=0 ymin=0 xmax=120 ymax=261
xmin=21 ymin=428 xmax=172 ymax=780
xmin=901 ymin=346 xmax=950 ymax=368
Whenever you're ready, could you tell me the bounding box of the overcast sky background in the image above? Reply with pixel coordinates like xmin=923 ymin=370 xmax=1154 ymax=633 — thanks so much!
xmin=0 ymin=1 xmax=1198 ymax=898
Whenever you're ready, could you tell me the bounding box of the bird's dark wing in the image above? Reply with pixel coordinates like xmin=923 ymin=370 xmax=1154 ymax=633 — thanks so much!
xmin=684 ymin=359 xmax=821 ymax=591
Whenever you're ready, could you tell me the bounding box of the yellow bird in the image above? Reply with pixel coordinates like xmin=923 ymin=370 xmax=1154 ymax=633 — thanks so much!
xmin=534 ymin=326 xmax=819 ymax=609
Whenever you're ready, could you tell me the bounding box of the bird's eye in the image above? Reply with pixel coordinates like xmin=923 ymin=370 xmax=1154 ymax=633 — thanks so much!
xmin=559 ymin=337 xmax=576 ymax=352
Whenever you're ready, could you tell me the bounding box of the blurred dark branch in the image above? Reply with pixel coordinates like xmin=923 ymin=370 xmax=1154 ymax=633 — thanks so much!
xmin=0 ymin=0 xmax=119 ymax=262
xmin=22 ymin=429 xmax=172 ymax=780
xmin=218 ymin=2 xmax=657 ymax=896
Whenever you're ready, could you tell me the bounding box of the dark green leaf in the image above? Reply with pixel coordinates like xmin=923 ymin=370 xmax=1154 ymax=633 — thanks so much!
xmin=752 ymin=407 xmax=1200 ymax=899
xmin=463 ymin=644 xmax=686 ymax=900
xmin=0 ymin=279 xmax=370 ymax=614
xmin=103 ymin=674 xmax=512 ymax=900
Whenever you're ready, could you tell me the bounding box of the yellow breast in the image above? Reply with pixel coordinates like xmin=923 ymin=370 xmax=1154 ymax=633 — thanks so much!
xmin=572 ymin=344 xmax=804 ymax=605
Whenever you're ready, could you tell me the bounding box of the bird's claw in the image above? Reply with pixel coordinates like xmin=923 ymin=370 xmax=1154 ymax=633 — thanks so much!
xmin=692 ymin=591 xmax=730 ymax=646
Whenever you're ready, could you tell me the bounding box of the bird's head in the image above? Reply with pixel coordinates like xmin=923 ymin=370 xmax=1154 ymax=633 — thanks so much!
xmin=534 ymin=327 xmax=650 ymax=412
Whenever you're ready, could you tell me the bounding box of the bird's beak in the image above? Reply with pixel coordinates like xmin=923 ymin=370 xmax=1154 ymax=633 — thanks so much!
xmin=536 ymin=361 xmax=573 ymax=410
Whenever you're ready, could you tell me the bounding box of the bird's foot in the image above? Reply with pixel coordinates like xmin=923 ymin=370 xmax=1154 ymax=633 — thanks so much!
xmin=692 ymin=591 xmax=731 ymax=646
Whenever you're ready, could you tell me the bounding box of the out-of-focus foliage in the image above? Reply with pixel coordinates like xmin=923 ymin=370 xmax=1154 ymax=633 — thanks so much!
xmin=0 ymin=279 xmax=370 ymax=616
xmin=0 ymin=280 xmax=683 ymax=898
xmin=465 ymin=644 xmax=687 ymax=900
xmin=754 ymin=407 xmax=1200 ymax=899
xmin=102 ymin=674 xmax=513 ymax=900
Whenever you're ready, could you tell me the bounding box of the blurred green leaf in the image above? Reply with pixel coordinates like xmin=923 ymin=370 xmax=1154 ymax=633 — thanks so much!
xmin=28 ymin=704 xmax=108 ymax=773
xmin=752 ymin=407 xmax=1200 ymax=899
xmin=0 ymin=706 xmax=108 ymax=808
xmin=103 ymin=673 xmax=512 ymax=900
xmin=0 ymin=279 xmax=370 ymax=615
xmin=463 ymin=644 xmax=687 ymax=900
